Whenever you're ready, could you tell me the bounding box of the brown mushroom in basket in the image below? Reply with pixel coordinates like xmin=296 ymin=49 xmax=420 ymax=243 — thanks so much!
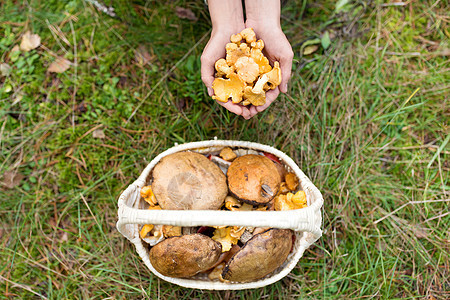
xmin=227 ymin=154 xmax=281 ymax=205
xmin=221 ymin=229 xmax=293 ymax=282
xmin=152 ymin=152 xmax=228 ymax=210
xmin=149 ymin=234 xmax=222 ymax=278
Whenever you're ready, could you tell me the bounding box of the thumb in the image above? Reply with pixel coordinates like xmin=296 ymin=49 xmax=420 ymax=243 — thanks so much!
xmin=201 ymin=53 xmax=216 ymax=97
xmin=279 ymin=49 xmax=294 ymax=93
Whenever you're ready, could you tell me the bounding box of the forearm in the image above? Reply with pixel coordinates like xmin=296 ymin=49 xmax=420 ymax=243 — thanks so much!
xmin=244 ymin=0 xmax=281 ymax=29
xmin=208 ymin=0 xmax=245 ymax=34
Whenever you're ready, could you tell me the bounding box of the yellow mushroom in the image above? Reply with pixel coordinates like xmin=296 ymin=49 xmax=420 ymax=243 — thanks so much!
xmin=219 ymin=147 xmax=237 ymax=161
xmin=140 ymin=185 xmax=158 ymax=206
xmin=234 ymin=56 xmax=259 ymax=84
xmin=215 ymin=58 xmax=234 ymax=77
xmin=285 ymin=173 xmax=299 ymax=191
xmin=240 ymin=28 xmax=257 ymax=43
xmin=212 ymin=73 xmax=246 ymax=103
xmin=243 ymin=86 xmax=266 ymax=106
xmin=139 ymin=205 xmax=162 ymax=240
xmin=162 ymin=225 xmax=182 ymax=238
xmin=230 ymin=33 xmax=242 ymax=44
xmin=274 ymin=190 xmax=307 ymax=211
xmin=250 ymin=48 xmax=272 ymax=75
xmin=212 ymin=227 xmax=238 ymax=252
xmin=225 ymin=42 xmax=250 ymax=66
xmin=251 ymin=39 xmax=264 ymax=50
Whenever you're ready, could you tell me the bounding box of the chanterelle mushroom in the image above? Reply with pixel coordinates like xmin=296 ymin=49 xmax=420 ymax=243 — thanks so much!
xmin=215 ymin=58 xmax=234 ymax=77
xmin=252 ymin=62 xmax=282 ymax=94
xmin=212 ymin=73 xmax=246 ymax=103
xmin=263 ymin=61 xmax=282 ymax=90
xmin=250 ymin=48 xmax=272 ymax=75
xmin=240 ymin=28 xmax=257 ymax=44
xmin=152 ymin=152 xmax=228 ymax=210
xmin=243 ymin=86 xmax=266 ymax=106
xmin=227 ymin=154 xmax=282 ymax=205
xmin=234 ymin=56 xmax=259 ymax=83
xmin=225 ymin=43 xmax=250 ymax=66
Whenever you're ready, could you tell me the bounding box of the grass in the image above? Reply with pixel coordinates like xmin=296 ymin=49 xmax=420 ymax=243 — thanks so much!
xmin=0 ymin=0 xmax=448 ymax=298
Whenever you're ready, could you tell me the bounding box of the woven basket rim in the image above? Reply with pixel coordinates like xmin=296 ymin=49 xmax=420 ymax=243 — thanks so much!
xmin=117 ymin=139 xmax=323 ymax=290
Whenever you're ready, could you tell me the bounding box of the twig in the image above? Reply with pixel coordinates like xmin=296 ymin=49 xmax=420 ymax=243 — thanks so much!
xmin=0 ymin=274 xmax=48 ymax=299
xmin=374 ymin=199 xmax=450 ymax=224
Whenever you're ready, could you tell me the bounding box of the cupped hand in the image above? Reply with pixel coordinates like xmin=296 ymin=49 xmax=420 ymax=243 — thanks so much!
xmin=201 ymin=28 xmax=253 ymax=119
xmin=245 ymin=22 xmax=293 ymax=118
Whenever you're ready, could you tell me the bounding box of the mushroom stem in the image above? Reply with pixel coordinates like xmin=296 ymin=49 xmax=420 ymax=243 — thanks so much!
xmin=252 ymin=74 xmax=269 ymax=94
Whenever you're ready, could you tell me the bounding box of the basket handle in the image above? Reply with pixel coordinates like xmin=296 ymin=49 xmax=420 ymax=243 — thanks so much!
xmin=117 ymin=204 xmax=322 ymax=240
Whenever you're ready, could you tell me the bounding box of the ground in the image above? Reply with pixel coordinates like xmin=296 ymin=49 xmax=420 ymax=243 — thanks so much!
xmin=0 ymin=0 xmax=448 ymax=299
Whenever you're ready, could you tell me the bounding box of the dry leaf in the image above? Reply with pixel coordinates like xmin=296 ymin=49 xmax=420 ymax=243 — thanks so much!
xmin=135 ymin=45 xmax=153 ymax=66
xmin=0 ymin=63 xmax=11 ymax=77
xmin=92 ymin=129 xmax=106 ymax=139
xmin=1 ymin=171 xmax=24 ymax=189
xmin=20 ymin=31 xmax=41 ymax=52
xmin=48 ymin=57 xmax=70 ymax=73
xmin=10 ymin=45 xmax=20 ymax=54
xmin=175 ymin=7 xmax=197 ymax=21
xmin=303 ymin=45 xmax=319 ymax=55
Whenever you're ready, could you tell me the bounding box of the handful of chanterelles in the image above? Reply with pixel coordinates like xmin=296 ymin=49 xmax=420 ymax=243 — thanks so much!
xmin=139 ymin=149 xmax=307 ymax=283
xmin=211 ymin=28 xmax=282 ymax=106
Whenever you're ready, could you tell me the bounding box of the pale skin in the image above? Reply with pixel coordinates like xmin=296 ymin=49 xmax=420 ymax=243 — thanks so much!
xmin=201 ymin=0 xmax=293 ymax=119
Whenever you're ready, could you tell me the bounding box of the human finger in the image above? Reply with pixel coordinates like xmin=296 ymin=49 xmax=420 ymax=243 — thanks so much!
xmin=279 ymin=48 xmax=294 ymax=93
xmin=256 ymin=87 xmax=280 ymax=113
xmin=217 ymin=100 xmax=243 ymax=116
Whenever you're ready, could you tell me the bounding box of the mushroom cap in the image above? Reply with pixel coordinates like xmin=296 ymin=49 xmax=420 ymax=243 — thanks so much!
xmin=235 ymin=56 xmax=259 ymax=84
xmin=152 ymin=152 xmax=228 ymax=210
xmin=215 ymin=58 xmax=234 ymax=77
xmin=239 ymin=28 xmax=257 ymax=44
xmin=250 ymin=48 xmax=272 ymax=75
xmin=149 ymin=234 xmax=222 ymax=278
xmin=264 ymin=61 xmax=282 ymax=89
xmin=212 ymin=73 xmax=246 ymax=103
xmin=243 ymin=86 xmax=266 ymax=106
xmin=221 ymin=229 xmax=293 ymax=282
xmin=226 ymin=42 xmax=250 ymax=66
xmin=227 ymin=154 xmax=281 ymax=205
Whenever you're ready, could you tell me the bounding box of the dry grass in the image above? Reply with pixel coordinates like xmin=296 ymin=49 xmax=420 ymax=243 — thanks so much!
xmin=0 ymin=0 xmax=448 ymax=298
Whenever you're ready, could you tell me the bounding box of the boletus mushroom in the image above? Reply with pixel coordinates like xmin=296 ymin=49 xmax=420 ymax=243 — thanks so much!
xmin=152 ymin=152 xmax=228 ymax=210
xmin=149 ymin=234 xmax=222 ymax=278
xmin=222 ymin=229 xmax=293 ymax=282
xmin=227 ymin=154 xmax=281 ymax=205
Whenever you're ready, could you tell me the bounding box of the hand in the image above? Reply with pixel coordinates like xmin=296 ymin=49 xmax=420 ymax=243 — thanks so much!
xmin=201 ymin=0 xmax=252 ymax=119
xmin=201 ymin=28 xmax=253 ymax=119
xmin=245 ymin=24 xmax=294 ymax=118
xmin=244 ymin=0 xmax=294 ymax=118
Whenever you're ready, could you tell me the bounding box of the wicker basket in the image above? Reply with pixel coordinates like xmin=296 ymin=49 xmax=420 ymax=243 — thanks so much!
xmin=116 ymin=139 xmax=323 ymax=290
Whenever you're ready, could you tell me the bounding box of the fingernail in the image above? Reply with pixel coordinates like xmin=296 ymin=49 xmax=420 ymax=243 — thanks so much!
xmin=207 ymin=87 xmax=213 ymax=97
xmin=283 ymin=83 xmax=288 ymax=92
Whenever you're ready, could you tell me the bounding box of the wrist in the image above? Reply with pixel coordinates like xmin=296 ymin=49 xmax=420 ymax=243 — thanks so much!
xmin=244 ymin=0 xmax=281 ymax=31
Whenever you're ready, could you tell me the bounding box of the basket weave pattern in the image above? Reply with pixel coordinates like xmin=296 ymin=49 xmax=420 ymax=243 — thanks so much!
xmin=116 ymin=140 xmax=323 ymax=290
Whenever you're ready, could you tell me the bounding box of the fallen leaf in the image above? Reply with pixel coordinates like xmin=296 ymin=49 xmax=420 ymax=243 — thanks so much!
xmin=11 ymin=45 xmax=20 ymax=53
xmin=303 ymin=45 xmax=319 ymax=55
xmin=321 ymin=31 xmax=331 ymax=50
xmin=1 ymin=171 xmax=24 ymax=189
xmin=20 ymin=31 xmax=41 ymax=52
xmin=0 ymin=63 xmax=11 ymax=77
xmin=48 ymin=57 xmax=70 ymax=73
xmin=60 ymin=231 xmax=69 ymax=242
xmin=92 ymin=129 xmax=106 ymax=139
xmin=175 ymin=7 xmax=198 ymax=21
xmin=135 ymin=45 xmax=153 ymax=66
